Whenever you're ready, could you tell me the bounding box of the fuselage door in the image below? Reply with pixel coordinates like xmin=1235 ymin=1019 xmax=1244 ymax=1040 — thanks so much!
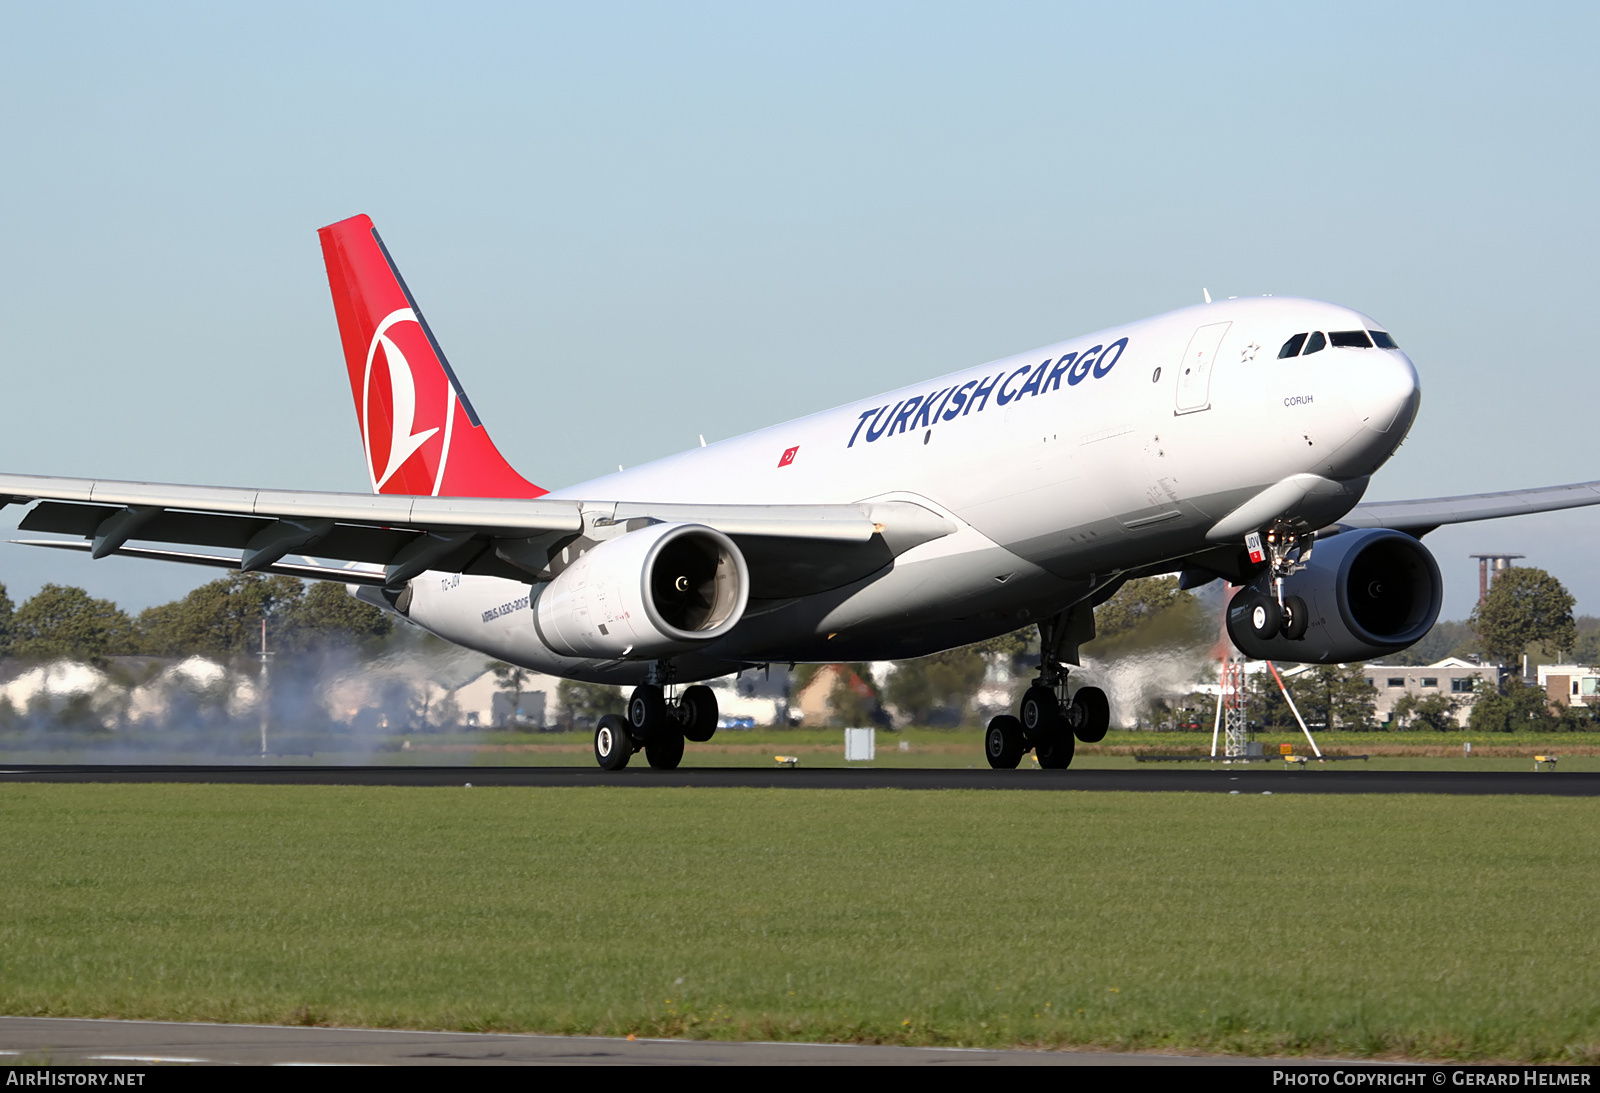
xmin=1175 ymin=321 xmax=1231 ymax=415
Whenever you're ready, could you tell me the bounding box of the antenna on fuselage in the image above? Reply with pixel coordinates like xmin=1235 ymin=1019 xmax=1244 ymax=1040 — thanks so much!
xmin=1202 ymin=288 xmax=1212 ymax=304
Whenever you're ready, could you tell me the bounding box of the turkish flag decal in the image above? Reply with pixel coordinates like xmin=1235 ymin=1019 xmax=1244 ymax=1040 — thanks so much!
xmin=778 ymin=446 xmax=799 ymax=468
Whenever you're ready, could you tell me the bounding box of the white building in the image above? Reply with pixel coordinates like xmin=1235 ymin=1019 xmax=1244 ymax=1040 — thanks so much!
xmin=1535 ymin=663 xmax=1600 ymax=709
xmin=1364 ymin=657 xmax=1503 ymax=727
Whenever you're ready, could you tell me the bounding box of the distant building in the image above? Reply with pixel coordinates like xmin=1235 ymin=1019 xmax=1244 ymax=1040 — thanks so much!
xmin=1364 ymin=657 xmax=1504 ymax=727
xmin=434 ymin=668 xmax=564 ymax=729
xmin=1535 ymin=663 xmax=1600 ymax=709
xmin=443 ymin=666 xmax=795 ymax=731
xmin=795 ymin=664 xmax=883 ymax=727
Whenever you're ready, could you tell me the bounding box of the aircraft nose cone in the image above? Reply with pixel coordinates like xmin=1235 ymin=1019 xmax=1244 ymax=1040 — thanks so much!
xmin=1348 ymin=354 xmax=1420 ymax=434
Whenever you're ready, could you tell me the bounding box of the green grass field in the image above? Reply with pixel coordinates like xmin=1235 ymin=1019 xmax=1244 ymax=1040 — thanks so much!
xmin=4 ymin=726 xmax=1596 ymax=771
xmin=0 ymin=784 xmax=1595 ymax=1061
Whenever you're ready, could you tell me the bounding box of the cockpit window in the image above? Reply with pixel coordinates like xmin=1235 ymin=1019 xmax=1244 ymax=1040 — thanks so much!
xmin=1278 ymin=333 xmax=1308 ymax=359
xmin=1302 ymin=331 xmax=1326 ymax=355
xmin=1330 ymin=330 xmax=1374 ymax=348
xmin=1370 ymin=330 xmax=1399 ymax=349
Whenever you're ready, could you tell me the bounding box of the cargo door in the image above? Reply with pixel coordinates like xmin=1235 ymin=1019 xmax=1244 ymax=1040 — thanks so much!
xmin=1175 ymin=321 xmax=1231 ymax=414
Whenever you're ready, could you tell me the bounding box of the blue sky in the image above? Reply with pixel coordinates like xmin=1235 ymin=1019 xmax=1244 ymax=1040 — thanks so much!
xmin=0 ymin=1 xmax=1595 ymax=620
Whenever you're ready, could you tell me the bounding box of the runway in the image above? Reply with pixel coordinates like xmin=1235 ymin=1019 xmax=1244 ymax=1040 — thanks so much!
xmin=0 ymin=765 xmax=1594 ymax=794
xmin=0 ymin=1016 xmax=1311 ymax=1066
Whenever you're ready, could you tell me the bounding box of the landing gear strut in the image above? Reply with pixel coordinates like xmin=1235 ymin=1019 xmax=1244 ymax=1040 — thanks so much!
xmin=591 ymin=664 xmax=720 ymax=770
xmin=1243 ymin=521 xmax=1313 ymax=642
xmin=985 ymin=611 xmax=1109 ymax=770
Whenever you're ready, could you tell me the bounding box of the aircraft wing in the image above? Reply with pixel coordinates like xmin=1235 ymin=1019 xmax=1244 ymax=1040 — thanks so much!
xmin=0 ymin=472 xmax=948 ymax=596
xmin=1338 ymin=479 xmax=1600 ymax=537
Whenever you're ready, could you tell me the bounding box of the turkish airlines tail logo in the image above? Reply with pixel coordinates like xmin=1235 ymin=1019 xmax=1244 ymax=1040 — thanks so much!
xmin=318 ymin=215 xmax=546 ymax=499
xmin=365 ymin=307 xmax=442 ymax=491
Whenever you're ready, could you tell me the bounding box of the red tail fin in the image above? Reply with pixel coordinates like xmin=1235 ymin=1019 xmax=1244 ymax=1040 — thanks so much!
xmin=317 ymin=214 xmax=546 ymax=499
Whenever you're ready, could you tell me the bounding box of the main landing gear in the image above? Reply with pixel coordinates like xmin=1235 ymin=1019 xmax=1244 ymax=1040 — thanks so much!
xmin=593 ymin=676 xmax=719 ymax=771
xmin=986 ymin=682 xmax=1109 ymax=770
xmin=986 ymin=611 xmax=1109 ymax=770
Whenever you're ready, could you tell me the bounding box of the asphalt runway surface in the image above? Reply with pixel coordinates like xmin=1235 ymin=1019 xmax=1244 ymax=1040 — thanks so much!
xmin=0 ymin=1017 xmax=1308 ymax=1066
xmin=0 ymin=765 xmax=1594 ymax=794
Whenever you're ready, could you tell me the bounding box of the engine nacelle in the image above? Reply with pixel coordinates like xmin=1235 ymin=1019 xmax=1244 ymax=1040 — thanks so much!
xmin=1226 ymin=527 xmax=1442 ymax=663
xmin=533 ymin=521 xmax=749 ymax=660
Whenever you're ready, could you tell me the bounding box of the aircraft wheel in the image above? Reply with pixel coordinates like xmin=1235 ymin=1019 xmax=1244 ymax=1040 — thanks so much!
xmin=594 ymin=714 xmax=632 ymax=771
xmin=646 ymin=729 xmax=685 ymax=770
xmin=1068 ymin=686 xmax=1111 ymax=744
xmin=628 ymin=684 xmax=668 ymax=742
xmin=1247 ymin=596 xmax=1282 ymax=641
xmin=1019 ymin=685 xmax=1062 ymax=742
xmin=985 ymin=715 xmax=1025 ymax=769
xmin=1036 ymin=724 xmax=1076 ymax=769
xmin=679 ymin=684 xmax=718 ymax=742
xmin=1282 ymin=595 xmax=1309 ymax=640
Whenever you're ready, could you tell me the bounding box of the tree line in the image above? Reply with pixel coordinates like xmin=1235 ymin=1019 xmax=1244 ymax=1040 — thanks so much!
xmin=0 ymin=574 xmax=393 ymax=664
xmin=5 ymin=560 xmax=1587 ymax=733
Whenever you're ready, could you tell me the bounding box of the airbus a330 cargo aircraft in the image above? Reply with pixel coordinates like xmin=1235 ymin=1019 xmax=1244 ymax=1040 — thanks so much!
xmin=8 ymin=215 xmax=1600 ymax=769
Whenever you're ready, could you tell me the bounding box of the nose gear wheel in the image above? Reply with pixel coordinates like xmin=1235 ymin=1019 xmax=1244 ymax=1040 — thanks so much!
xmin=1281 ymin=595 xmax=1309 ymax=640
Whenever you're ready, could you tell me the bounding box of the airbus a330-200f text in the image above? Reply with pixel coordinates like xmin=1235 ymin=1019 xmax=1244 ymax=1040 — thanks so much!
xmin=9 ymin=215 xmax=1599 ymax=769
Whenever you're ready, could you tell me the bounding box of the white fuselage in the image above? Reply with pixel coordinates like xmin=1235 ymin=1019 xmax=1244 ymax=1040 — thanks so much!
xmin=402 ymin=296 xmax=1421 ymax=682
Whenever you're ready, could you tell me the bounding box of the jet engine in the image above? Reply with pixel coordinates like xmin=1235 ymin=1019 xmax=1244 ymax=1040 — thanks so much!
xmin=1226 ymin=528 xmax=1442 ymax=663
xmin=533 ymin=521 xmax=749 ymax=660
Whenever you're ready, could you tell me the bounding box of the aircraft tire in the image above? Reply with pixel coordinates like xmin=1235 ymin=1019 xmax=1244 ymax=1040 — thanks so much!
xmin=594 ymin=714 xmax=632 ymax=771
xmin=628 ymin=684 xmax=668 ymax=742
xmin=646 ymin=729 xmax=685 ymax=770
xmin=679 ymin=684 xmax=719 ymax=742
xmin=1036 ymin=724 xmax=1075 ymax=769
xmin=1247 ymin=596 xmax=1282 ymax=641
xmin=1019 ymin=685 xmax=1062 ymax=743
xmin=1282 ymin=596 xmax=1309 ymax=640
xmin=1069 ymin=686 xmax=1111 ymax=744
xmin=985 ymin=715 xmax=1026 ymax=769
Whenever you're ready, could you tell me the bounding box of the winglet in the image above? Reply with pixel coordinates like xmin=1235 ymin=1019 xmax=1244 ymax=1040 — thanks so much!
xmin=317 ymin=214 xmax=546 ymax=499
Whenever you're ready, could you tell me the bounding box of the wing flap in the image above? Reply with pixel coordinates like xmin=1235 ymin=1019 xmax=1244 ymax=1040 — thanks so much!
xmin=17 ymin=501 xmax=116 ymax=538
xmin=13 ymin=539 xmax=391 ymax=585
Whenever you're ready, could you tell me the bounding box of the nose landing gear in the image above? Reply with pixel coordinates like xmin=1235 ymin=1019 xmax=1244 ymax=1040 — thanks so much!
xmin=591 ymin=665 xmax=721 ymax=770
xmin=1249 ymin=522 xmax=1314 ymax=642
